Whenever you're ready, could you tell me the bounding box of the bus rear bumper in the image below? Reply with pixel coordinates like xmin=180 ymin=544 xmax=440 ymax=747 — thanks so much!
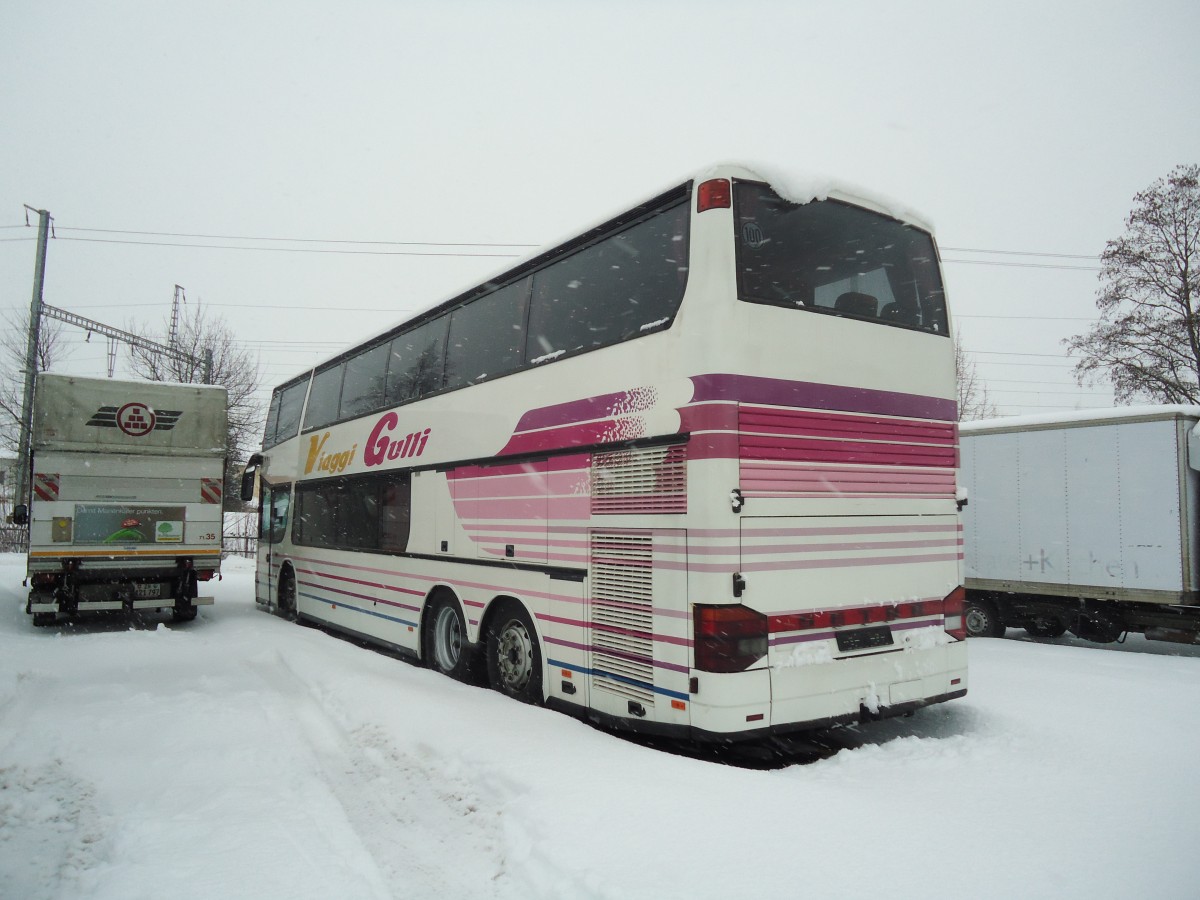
xmin=690 ymin=641 xmax=968 ymax=739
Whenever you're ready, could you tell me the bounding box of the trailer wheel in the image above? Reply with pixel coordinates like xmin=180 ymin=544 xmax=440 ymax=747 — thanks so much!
xmin=32 ymin=612 xmax=57 ymax=627
xmin=1025 ymin=616 xmax=1067 ymax=639
xmin=423 ymin=592 xmax=474 ymax=682
xmin=277 ymin=568 xmax=299 ymax=622
xmin=486 ymin=600 xmax=543 ymax=704
xmin=964 ymin=596 xmax=1005 ymax=638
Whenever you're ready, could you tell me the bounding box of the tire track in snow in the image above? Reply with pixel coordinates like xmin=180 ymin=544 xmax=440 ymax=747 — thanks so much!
xmin=245 ymin=651 xmax=513 ymax=899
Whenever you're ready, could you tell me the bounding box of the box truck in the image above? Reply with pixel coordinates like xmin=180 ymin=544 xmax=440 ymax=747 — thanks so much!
xmin=959 ymin=406 xmax=1200 ymax=644
xmin=15 ymin=374 xmax=228 ymax=626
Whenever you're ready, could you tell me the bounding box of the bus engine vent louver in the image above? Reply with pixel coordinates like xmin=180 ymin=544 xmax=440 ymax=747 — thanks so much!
xmin=591 ymin=443 xmax=687 ymax=514
xmin=590 ymin=531 xmax=655 ymax=705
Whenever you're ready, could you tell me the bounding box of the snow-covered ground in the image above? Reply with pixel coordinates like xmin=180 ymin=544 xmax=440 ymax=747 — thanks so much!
xmin=2 ymin=555 xmax=1197 ymax=900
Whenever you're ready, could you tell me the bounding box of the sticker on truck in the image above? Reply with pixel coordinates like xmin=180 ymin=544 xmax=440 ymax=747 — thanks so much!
xmin=72 ymin=504 xmax=187 ymax=544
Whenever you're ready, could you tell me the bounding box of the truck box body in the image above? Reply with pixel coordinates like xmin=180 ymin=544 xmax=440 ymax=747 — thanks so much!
xmin=959 ymin=406 xmax=1200 ymax=642
xmin=24 ymin=374 xmax=228 ymax=623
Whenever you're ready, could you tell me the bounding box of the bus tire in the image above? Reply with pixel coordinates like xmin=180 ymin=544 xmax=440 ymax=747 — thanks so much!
xmin=278 ymin=567 xmax=299 ymax=622
xmin=423 ymin=592 xmax=474 ymax=682
xmin=964 ymin=596 xmax=1004 ymax=638
xmin=486 ymin=600 xmax=542 ymax=705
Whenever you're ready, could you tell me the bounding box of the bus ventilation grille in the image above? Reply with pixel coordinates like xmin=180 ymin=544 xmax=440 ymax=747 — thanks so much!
xmin=591 ymin=443 xmax=687 ymax=515
xmin=590 ymin=531 xmax=655 ymax=705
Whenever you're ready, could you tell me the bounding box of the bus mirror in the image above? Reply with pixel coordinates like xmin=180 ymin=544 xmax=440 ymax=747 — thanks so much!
xmin=11 ymin=503 xmax=28 ymax=526
xmin=241 ymin=454 xmax=262 ymax=502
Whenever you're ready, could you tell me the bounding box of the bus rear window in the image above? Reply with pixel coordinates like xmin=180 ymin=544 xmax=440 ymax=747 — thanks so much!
xmin=733 ymin=182 xmax=947 ymax=336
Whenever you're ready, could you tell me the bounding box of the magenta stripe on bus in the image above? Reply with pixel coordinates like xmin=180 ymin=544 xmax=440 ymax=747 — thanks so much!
xmin=688 ymin=374 xmax=957 ymax=420
xmin=672 ymin=551 xmax=962 ymax=574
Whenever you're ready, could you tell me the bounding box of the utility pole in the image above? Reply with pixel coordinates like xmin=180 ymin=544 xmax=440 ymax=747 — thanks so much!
xmin=14 ymin=206 xmax=51 ymax=516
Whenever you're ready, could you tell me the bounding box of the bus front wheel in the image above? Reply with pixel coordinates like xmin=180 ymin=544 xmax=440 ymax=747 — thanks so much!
xmin=486 ymin=600 xmax=542 ymax=705
xmin=277 ymin=568 xmax=299 ymax=622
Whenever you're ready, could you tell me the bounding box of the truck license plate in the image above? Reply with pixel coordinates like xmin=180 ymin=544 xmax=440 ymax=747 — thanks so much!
xmin=836 ymin=626 xmax=894 ymax=653
xmin=133 ymin=583 xmax=163 ymax=600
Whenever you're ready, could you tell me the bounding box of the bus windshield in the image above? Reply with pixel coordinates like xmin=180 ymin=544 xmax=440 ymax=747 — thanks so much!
xmin=733 ymin=181 xmax=948 ymax=336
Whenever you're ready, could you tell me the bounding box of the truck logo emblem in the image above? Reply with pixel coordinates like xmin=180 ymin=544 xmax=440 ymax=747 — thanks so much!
xmin=116 ymin=402 xmax=155 ymax=436
xmin=86 ymin=405 xmax=183 ymax=434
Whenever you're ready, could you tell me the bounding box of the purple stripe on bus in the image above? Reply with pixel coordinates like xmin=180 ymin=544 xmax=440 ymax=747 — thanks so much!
xmin=688 ymin=373 xmax=958 ymax=421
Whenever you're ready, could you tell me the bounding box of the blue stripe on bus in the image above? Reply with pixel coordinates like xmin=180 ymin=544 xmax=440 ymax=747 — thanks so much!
xmin=298 ymin=590 xmax=420 ymax=629
xmin=548 ymin=657 xmax=690 ymax=702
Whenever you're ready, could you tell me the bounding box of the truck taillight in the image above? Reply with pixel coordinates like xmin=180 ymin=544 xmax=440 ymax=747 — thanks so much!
xmin=943 ymin=586 xmax=967 ymax=641
xmin=697 ymin=178 xmax=731 ymax=212
xmin=694 ymin=603 xmax=768 ymax=673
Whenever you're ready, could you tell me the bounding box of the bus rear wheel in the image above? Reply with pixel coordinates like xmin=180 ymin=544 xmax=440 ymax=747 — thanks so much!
xmin=423 ymin=593 xmax=474 ymax=682
xmin=486 ymin=600 xmax=542 ymax=705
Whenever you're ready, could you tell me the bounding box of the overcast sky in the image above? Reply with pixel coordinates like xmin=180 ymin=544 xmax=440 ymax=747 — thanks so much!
xmin=3 ymin=1 xmax=1198 ymax=419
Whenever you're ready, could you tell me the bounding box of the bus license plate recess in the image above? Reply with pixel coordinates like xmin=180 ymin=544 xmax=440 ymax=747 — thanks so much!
xmin=836 ymin=625 xmax=894 ymax=653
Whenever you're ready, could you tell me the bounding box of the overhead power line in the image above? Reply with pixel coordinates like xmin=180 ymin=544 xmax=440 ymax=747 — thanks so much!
xmin=940 ymin=246 xmax=1097 ymax=260
xmin=7 ymin=219 xmax=1106 ymax=268
xmin=54 ymin=235 xmax=525 ymax=258
xmin=53 ymin=225 xmax=539 ymax=249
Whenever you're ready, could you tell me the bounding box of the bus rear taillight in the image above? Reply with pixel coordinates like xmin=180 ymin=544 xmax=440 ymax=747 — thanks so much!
xmin=697 ymin=178 xmax=731 ymax=213
xmin=943 ymin=586 xmax=967 ymax=641
xmin=694 ymin=603 xmax=768 ymax=673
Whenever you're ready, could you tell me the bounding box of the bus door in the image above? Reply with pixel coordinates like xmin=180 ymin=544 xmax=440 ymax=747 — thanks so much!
xmin=260 ymin=482 xmax=293 ymax=606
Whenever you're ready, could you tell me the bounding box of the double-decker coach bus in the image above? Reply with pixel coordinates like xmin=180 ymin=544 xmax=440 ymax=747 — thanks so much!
xmin=243 ymin=163 xmax=967 ymax=741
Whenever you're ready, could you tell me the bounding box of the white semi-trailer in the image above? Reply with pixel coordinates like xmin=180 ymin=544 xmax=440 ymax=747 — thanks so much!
xmin=16 ymin=374 xmax=228 ymax=626
xmin=959 ymin=406 xmax=1200 ymax=645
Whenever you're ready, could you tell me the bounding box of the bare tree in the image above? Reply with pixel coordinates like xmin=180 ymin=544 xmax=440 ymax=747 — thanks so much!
xmin=0 ymin=310 xmax=66 ymax=454
xmin=956 ymin=328 xmax=997 ymax=421
xmin=1065 ymin=164 xmax=1200 ymax=403
xmin=125 ymin=302 xmax=262 ymax=508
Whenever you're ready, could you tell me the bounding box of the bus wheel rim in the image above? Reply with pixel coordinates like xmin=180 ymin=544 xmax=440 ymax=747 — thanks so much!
xmin=433 ymin=606 xmax=462 ymax=670
xmin=497 ymin=620 xmax=533 ymax=690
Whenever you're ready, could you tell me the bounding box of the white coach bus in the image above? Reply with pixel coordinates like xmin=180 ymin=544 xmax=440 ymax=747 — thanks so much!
xmin=242 ymin=163 xmax=967 ymax=742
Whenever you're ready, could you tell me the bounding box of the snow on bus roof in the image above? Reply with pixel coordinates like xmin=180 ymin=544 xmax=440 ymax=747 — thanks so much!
xmin=303 ymin=162 xmax=935 ymax=376
xmin=960 ymin=404 xmax=1200 ymax=434
xmin=703 ymin=160 xmax=937 ymax=234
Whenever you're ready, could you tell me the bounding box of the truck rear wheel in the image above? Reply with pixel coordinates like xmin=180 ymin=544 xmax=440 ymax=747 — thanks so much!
xmin=32 ymin=612 xmax=57 ymax=627
xmin=964 ymin=596 xmax=1005 ymax=638
xmin=1025 ymin=616 xmax=1067 ymax=639
xmin=172 ymin=604 xmax=198 ymax=623
xmin=1070 ymin=611 xmax=1124 ymax=643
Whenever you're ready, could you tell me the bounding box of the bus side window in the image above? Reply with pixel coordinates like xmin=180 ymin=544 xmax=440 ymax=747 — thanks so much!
xmin=386 ymin=317 xmax=449 ymax=405
xmin=304 ymin=365 xmax=345 ymax=431
xmin=379 ymin=475 xmax=411 ymax=553
xmin=340 ymin=343 xmax=389 ymax=419
xmin=269 ymin=487 xmax=291 ymax=544
xmin=445 ymin=279 xmax=529 ymax=389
